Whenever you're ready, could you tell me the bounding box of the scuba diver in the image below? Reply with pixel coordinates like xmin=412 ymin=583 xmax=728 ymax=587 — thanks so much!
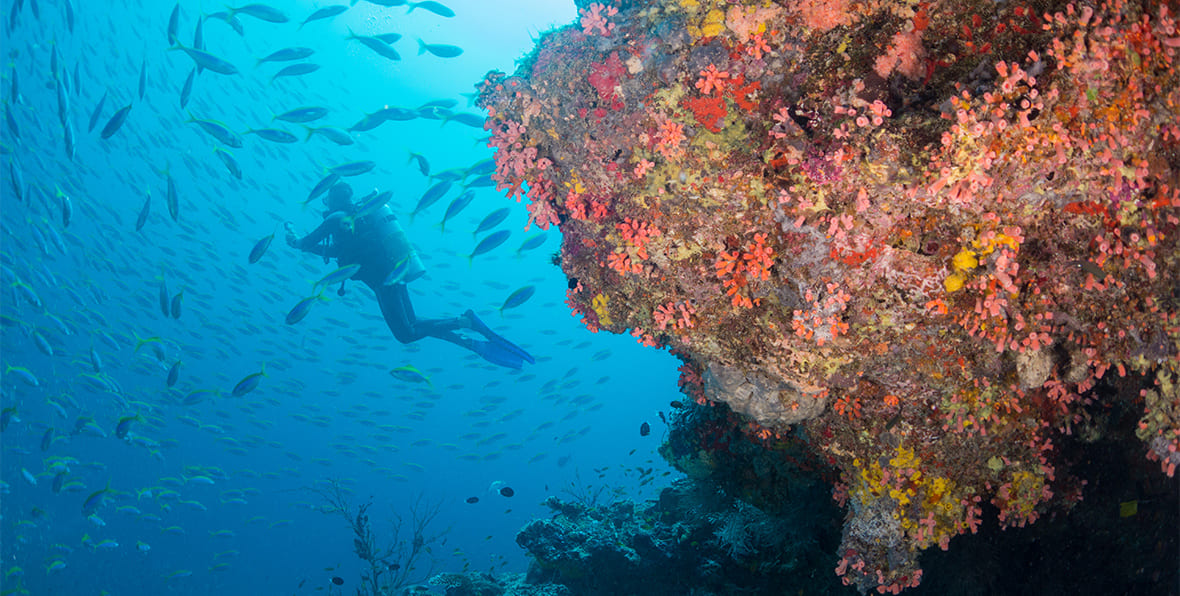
xmin=285 ymin=182 xmax=535 ymax=369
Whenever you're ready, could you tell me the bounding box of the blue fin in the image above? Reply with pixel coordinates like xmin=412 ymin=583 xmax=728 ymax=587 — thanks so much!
xmin=470 ymin=340 xmax=527 ymax=369
xmin=465 ymin=310 xmax=535 ymax=366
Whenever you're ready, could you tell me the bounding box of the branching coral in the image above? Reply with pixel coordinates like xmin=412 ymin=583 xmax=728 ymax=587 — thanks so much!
xmin=313 ymin=480 xmax=445 ymax=594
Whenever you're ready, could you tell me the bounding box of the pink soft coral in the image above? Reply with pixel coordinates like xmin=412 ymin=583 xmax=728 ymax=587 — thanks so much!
xmin=874 ymin=30 xmax=927 ymax=80
xmin=695 ymin=65 xmax=730 ymax=95
xmin=579 ymin=2 xmax=618 ymax=37
xmin=794 ymin=0 xmax=854 ymax=31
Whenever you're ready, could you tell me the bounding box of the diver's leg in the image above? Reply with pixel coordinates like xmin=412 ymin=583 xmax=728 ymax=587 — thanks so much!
xmin=376 ymin=285 xmax=531 ymax=368
xmin=374 ymin=283 xmax=426 ymax=343
xmin=374 ymin=283 xmax=468 ymax=347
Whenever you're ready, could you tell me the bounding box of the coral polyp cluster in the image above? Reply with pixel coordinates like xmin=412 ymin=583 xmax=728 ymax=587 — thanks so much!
xmin=480 ymin=0 xmax=1179 ymax=592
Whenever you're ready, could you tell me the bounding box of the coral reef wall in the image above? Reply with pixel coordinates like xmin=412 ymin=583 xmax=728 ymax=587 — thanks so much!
xmin=479 ymin=0 xmax=1180 ymax=592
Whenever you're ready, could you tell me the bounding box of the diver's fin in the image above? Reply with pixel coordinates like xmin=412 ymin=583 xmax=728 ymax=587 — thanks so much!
xmin=464 ymin=310 xmax=535 ymax=365
xmin=470 ymin=340 xmax=527 ymax=370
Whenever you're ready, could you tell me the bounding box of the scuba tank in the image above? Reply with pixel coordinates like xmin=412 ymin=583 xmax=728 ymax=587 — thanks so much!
xmin=355 ymin=204 xmax=426 ymax=284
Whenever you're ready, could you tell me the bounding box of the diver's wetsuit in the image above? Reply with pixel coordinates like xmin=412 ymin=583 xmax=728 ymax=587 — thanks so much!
xmin=293 ymin=204 xmax=470 ymax=348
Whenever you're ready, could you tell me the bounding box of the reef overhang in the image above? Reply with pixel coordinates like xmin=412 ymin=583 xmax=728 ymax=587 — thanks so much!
xmin=479 ymin=0 xmax=1180 ymax=592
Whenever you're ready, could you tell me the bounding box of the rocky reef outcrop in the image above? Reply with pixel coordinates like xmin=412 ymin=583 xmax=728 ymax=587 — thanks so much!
xmin=479 ymin=0 xmax=1180 ymax=591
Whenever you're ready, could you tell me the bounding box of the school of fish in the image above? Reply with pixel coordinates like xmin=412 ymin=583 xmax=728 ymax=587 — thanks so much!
xmin=0 ymin=0 xmax=682 ymax=593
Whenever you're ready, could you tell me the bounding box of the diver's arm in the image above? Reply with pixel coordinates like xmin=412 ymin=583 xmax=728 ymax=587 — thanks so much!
xmin=300 ymin=240 xmax=330 ymax=257
xmin=287 ymin=213 xmax=346 ymax=256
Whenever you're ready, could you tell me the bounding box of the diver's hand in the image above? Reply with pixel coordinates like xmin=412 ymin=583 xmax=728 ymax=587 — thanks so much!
xmin=284 ymin=222 xmax=298 ymax=248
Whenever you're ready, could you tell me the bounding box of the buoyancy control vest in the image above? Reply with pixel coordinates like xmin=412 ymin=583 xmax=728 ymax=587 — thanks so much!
xmin=354 ymin=204 xmax=426 ymax=284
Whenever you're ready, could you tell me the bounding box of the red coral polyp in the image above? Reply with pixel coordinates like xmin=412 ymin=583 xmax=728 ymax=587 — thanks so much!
xmin=683 ymin=95 xmax=728 ymax=133
xmin=588 ymin=52 xmax=628 ymax=104
xmin=726 ymin=75 xmax=761 ymax=111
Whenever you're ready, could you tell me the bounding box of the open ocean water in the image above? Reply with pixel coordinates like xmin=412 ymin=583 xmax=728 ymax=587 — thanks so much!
xmin=0 ymin=1 xmax=686 ymax=593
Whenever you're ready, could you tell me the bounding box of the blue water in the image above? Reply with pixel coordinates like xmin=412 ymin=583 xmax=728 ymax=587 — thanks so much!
xmin=0 ymin=1 xmax=684 ymax=593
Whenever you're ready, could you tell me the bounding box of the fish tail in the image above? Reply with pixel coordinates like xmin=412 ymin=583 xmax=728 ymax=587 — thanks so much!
xmin=417 ymin=39 xmax=427 ymax=56
xmin=132 ymin=333 xmax=158 ymax=353
xmin=303 ymin=125 xmax=316 ymax=142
